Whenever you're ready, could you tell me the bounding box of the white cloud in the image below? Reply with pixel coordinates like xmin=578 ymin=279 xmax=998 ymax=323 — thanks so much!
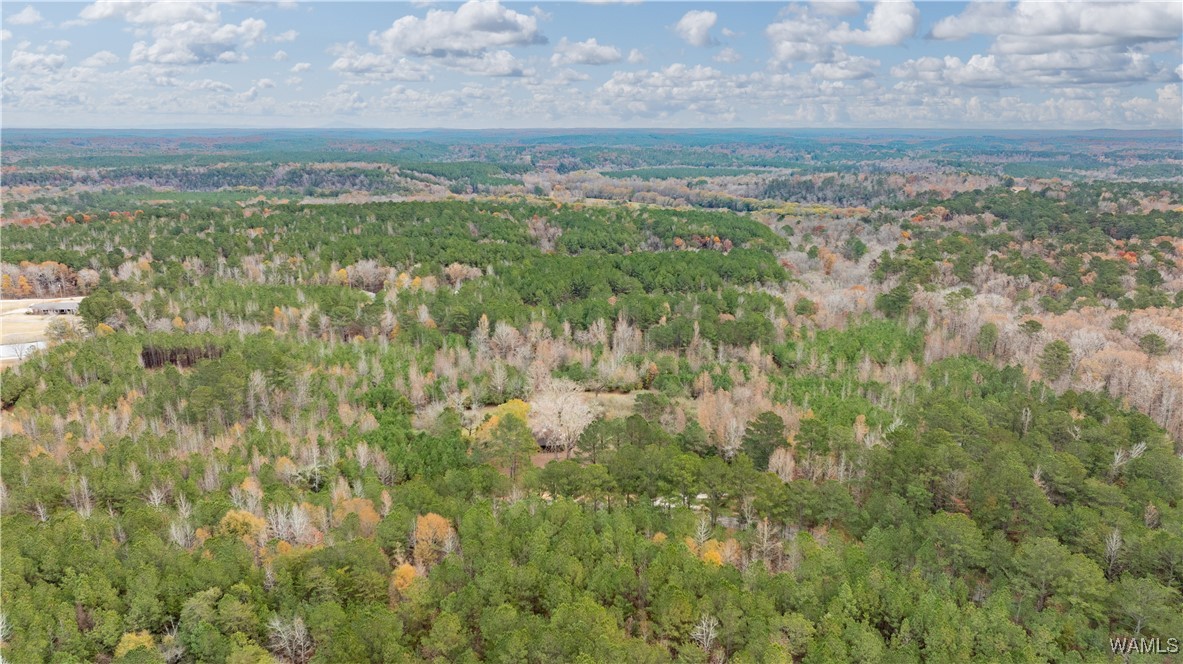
xmin=0 ymin=30 xmax=12 ymax=42
xmin=8 ymin=5 xmax=43 ymax=26
xmin=372 ymin=0 xmax=545 ymax=58
xmin=1 ymin=0 xmax=1177 ymax=130
xmin=891 ymin=54 xmax=1007 ymax=88
xmin=713 ymin=47 xmax=742 ymax=64
xmin=766 ymin=8 xmax=839 ymax=64
xmin=76 ymin=2 xmax=268 ymax=65
xmin=273 ymin=29 xmax=298 ymax=43
xmin=600 ymin=63 xmax=741 ymax=118
xmin=932 ymin=1 xmax=1182 ymax=48
xmin=906 ymin=1 xmax=1180 ymax=89
xmin=9 ymin=49 xmax=67 ymax=74
xmin=673 ymin=10 xmax=717 ymax=48
xmin=1007 ymin=49 xmax=1170 ymax=86
xmin=187 ymin=79 xmax=233 ymax=93
xmin=551 ymin=68 xmax=590 ymax=84
xmin=551 ymin=37 xmax=621 ymax=66
xmin=79 ymin=2 xmax=217 ymax=26
xmin=129 ymin=18 xmax=266 ymax=65
xmin=355 ymin=0 xmax=543 ymax=77
xmin=811 ymin=0 xmax=861 ymax=17
xmin=454 ymin=50 xmax=529 ymax=77
xmin=273 ymin=50 xmax=289 ymax=61
xmin=811 ymin=56 xmax=879 ymax=80
xmin=829 ymin=1 xmax=919 ymax=47
xmin=928 ymin=0 xmax=1180 ymax=87
xmin=928 ymin=2 xmax=1012 ymax=41
xmin=80 ymin=50 xmax=120 ymax=68
xmin=330 ymin=47 xmax=432 ymax=81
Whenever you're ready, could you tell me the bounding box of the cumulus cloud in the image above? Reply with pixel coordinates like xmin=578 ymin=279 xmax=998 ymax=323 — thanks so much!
xmin=7 ymin=5 xmax=43 ymax=25
xmin=932 ymin=1 xmax=1181 ymax=48
xmin=811 ymin=0 xmax=861 ymax=17
xmin=919 ymin=1 xmax=1181 ymax=87
xmin=551 ymin=37 xmax=621 ymax=66
xmin=273 ymin=29 xmax=298 ymax=43
xmin=8 ymin=49 xmax=67 ymax=74
xmin=351 ymin=0 xmax=544 ymax=77
xmin=891 ymin=54 xmax=1007 ymax=88
xmin=80 ymin=50 xmax=120 ymax=68
xmin=766 ymin=9 xmax=844 ymax=64
xmin=767 ymin=1 xmax=919 ymax=71
xmin=0 ymin=30 xmax=12 ymax=42
xmin=1 ymin=0 xmax=1178 ymax=130
xmin=330 ymin=44 xmax=432 ymax=81
xmin=551 ymin=68 xmax=590 ymax=84
xmin=600 ymin=63 xmax=740 ymax=118
xmin=129 ymin=18 xmax=266 ymax=65
xmin=714 ymin=47 xmax=742 ymax=64
xmin=77 ymin=1 xmax=268 ymax=65
xmin=371 ymin=0 xmax=545 ymax=58
xmin=811 ymin=56 xmax=880 ymax=81
xmin=453 ymin=49 xmax=528 ymax=76
xmin=79 ymin=2 xmax=217 ymax=26
xmin=928 ymin=1 xmax=1012 ymax=41
xmin=7 ymin=4 xmax=43 ymax=25
xmin=829 ymin=1 xmax=919 ymax=47
xmin=673 ymin=10 xmax=717 ymax=47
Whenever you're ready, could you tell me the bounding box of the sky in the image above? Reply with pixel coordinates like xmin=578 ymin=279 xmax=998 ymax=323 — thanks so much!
xmin=2 ymin=1 xmax=1181 ymax=129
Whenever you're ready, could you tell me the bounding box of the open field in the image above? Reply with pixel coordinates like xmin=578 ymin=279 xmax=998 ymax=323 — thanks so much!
xmin=0 ymin=297 xmax=82 ymax=365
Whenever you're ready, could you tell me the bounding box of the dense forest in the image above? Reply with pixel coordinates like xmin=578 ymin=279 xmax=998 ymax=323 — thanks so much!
xmin=1 ymin=133 xmax=1181 ymax=663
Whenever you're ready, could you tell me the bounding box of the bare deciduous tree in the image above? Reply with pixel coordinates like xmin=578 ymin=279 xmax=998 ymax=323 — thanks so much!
xmin=268 ymin=615 xmax=315 ymax=664
xmin=529 ymin=380 xmax=600 ymax=458
xmin=690 ymin=614 xmax=719 ymax=652
xmin=1105 ymin=528 xmax=1122 ymax=579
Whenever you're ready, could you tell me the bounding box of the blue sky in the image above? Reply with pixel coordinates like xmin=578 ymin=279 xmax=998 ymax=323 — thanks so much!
xmin=2 ymin=1 xmax=1180 ymax=128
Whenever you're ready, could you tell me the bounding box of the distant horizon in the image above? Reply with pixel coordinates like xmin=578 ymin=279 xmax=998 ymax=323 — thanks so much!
xmin=3 ymin=126 xmax=1178 ymax=136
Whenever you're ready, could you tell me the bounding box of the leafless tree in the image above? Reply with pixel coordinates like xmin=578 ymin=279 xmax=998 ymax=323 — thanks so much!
xmin=146 ymin=483 xmax=170 ymax=508
xmin=691 ymin=614 xmax=719 ymax=652
xmin=248 ymin=370 xmax=269 ymax=418
xmin=694 ymin=515 xmax=712 ymax=548
xmin=1109 ymin=442 xmax=1146 ymax=480
xmin=169 ymin=519 xmax=195 ymax=549
xmin=530 ymin=380 xmax=600 ymax=458
xmin=69 ymin=476 xmax=93 ymax=519
xmin=267 ymin=503 xmax=317 ymax=545
xmin=268 ymin=615 xmax=315 ymax=664
xmin=1105 ymin=528 xmax=1122 ymax=579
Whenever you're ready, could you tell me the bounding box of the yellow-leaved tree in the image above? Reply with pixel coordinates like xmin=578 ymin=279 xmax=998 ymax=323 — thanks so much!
xmin=114 ymin=631 xmax=155 ymax=658
xmin=414 ymin=513 xmax=454 ymax=567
